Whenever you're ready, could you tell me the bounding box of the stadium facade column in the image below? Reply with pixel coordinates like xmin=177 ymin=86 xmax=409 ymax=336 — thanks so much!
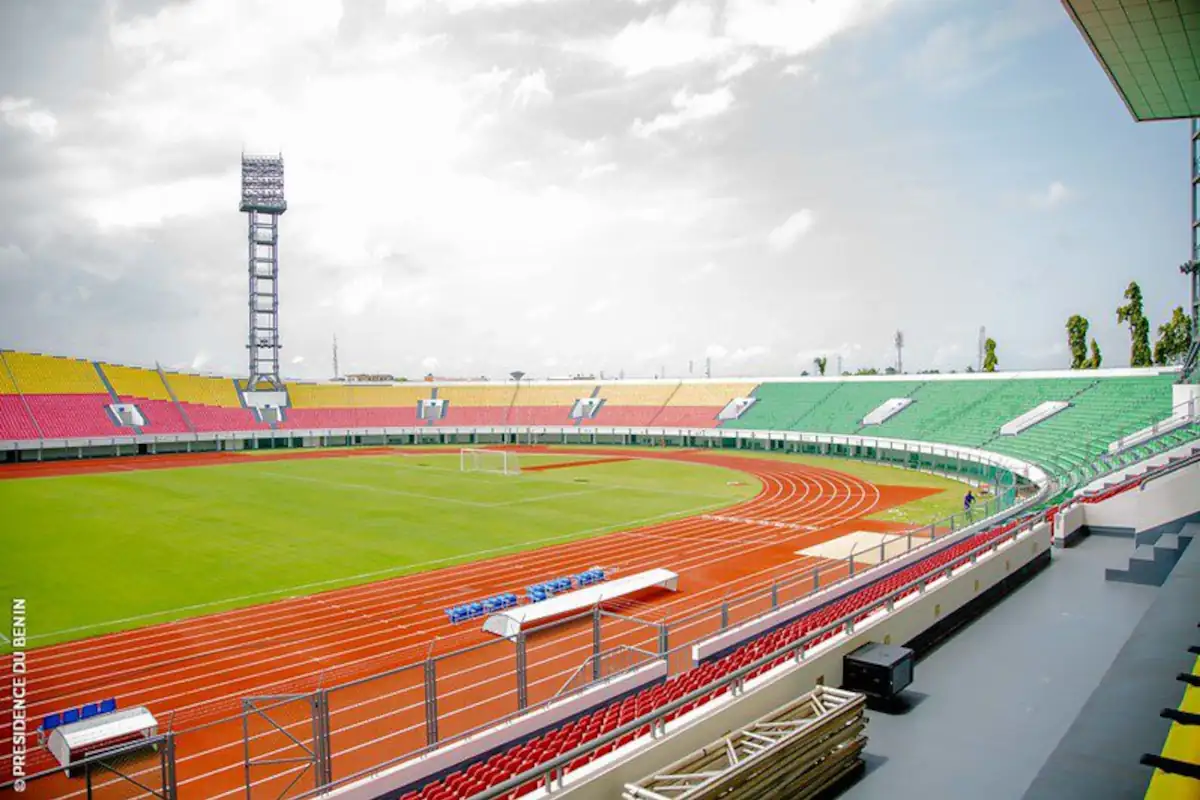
xmin=239 ymin=154 xmax=287 ymax=390
xmin=1185 ymin=121 xmax=1200 ymax=381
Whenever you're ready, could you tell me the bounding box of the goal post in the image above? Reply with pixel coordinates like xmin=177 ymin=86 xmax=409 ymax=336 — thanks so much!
xmin=460 ymin=448 xmax=520 ymax=476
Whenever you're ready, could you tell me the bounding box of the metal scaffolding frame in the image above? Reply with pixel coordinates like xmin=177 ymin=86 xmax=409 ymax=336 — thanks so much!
xmin=240 ymin=154 xmax=287 ymax=390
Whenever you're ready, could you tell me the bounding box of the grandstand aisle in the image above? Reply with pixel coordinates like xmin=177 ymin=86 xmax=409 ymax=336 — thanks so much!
xmin=843 ymin=534 xmax=1159 ymax=800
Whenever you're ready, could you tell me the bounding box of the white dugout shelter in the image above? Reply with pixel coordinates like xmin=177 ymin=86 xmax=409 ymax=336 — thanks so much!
xmin=46 ymin=706 xmax=159 ymax=768
xmin=482 ymin=568 xmax=679 ymax=637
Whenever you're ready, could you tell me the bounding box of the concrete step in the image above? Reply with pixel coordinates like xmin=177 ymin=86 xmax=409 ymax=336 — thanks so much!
xmin=1106 ymin=534 xmax=1192 ymax=587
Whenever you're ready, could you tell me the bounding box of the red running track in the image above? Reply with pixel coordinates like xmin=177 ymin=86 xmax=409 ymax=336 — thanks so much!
xmin=0 ymin=447 xmax=932 ymax=799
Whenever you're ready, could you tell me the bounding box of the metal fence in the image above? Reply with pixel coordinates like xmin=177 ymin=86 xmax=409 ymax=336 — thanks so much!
xmin=2 ymin=448 xmax=1057 ymax=800
xmin=1 ymin=481 xmax=1032 ymax=800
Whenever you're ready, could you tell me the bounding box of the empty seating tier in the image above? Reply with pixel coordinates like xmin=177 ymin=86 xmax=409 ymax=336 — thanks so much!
xmin=100 ymin=363 xmax=173 ymax=401
xmin=287 ymin=383 xmax=354 ymax=408
xmin=163 ymin=373 xmax=244 ymax=407
xmin=728 ymin=382 xmax=841 ymax=431
xmin=0 ymin=355 xmax=39 ymax=441
xmin=3 ymin=352 xmax=107 ymax=394
xmin=435 ymin=385 xmax=518 ymax=407
xmin=508 ymin=384 xmax=595 ymax=426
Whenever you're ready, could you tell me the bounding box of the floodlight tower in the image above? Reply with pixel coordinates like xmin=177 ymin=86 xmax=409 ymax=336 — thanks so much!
xmin=240 ymin=154 xmax=287 ymax=390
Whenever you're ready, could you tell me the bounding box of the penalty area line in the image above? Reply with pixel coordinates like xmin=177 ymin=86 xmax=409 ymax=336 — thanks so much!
xmin=27 ymin=498 xmax=737 ymax=643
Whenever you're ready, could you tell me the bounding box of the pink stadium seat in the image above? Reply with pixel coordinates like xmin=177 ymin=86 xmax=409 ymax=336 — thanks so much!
xmin=505 ymin=406 xmax=574 ymax=425
xmin=278 ymin=408 xmax=360 ymax=430
xmin=438 ymin=407 xmax=509 ymax=426
xmin=23 ymin=394 xmax=124 ymax=438
xmin=583 ymin=407 xmax=661 ymax=427
xmin=403 ymin=521 xmax=1033 ymax=800
xmin=120 ymin=397 xmax=191 ymax=434
xmin=0 ymin=397 xmax=39 ymax=440
xmin=650 ymin=407 xmax=722 ymax=428
xmin=352 ymin=407 xmax=420 ymax=427
xmin=179 ymin=403 xmax=265 ymax=432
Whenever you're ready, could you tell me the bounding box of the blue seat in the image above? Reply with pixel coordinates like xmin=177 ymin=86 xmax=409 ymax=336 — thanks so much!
xmin=81 ymin=703 xmax=99 ymax=719
xmin=42 ymin=713 xmax=62 ymax=731
xmin=99 ymin=698 xmax=117 ymax=714
xmin=62 ymin=708 xmax=80 ymax=725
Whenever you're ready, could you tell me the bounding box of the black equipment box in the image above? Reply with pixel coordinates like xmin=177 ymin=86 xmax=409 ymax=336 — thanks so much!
xmin=842 ymin=642 xmax=914 ymax=700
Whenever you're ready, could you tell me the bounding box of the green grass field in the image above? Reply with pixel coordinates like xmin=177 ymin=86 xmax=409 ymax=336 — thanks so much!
xmin=0 ymin=448 xmax=969 ymax=649
xmin=0 ymin=453 xmax=761 ymax=648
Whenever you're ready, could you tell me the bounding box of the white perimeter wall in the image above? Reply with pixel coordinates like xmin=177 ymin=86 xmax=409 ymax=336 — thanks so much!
xmin=1056 ymin=457 xmax=1200 ymax=543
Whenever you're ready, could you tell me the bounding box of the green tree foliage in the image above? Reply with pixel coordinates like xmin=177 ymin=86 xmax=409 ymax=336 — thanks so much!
xmin=1066 ymin=315 xmax=1090 ymax=368
xmin=1116 ymin=282 xmax=1153 ymax=367
xmin=1086 ymin=339 xmax=1102 ymax=369
xmin=814 ymin=357 xmax=827 ymax=376
xmin=983 ymin=338 xmax=998 ymax=372
xmin=853 ymin=368 xmax=879 ymax=376
xmin=1153 ymin=306 xmax=1193 ymax=365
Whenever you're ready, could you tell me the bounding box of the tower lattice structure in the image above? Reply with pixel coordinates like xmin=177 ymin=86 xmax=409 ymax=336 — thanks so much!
xmin=240 ymin=154 xmax=287 ymax=390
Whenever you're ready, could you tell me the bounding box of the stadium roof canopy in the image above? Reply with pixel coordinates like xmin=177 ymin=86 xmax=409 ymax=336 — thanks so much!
xmin=1062 ymin=0 xmax=1200 ymax=121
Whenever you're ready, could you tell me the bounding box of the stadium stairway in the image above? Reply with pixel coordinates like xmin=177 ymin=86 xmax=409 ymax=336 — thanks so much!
xmin=1105 ymin=523 xmax=1197 ymax=587
xmin=100 ymin=363 xmax=193 ymax=435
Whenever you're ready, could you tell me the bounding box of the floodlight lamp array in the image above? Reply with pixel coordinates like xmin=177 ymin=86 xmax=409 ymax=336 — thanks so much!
xmin=239 ymin=155 xmax=287 ymax=214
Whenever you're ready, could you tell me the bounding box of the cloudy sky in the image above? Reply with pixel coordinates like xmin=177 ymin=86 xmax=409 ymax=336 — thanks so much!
xmin=0 ymin=0 xmax=1188 ymax=380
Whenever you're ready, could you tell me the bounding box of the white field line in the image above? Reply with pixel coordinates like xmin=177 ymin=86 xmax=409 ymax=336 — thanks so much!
xmin=42 ymin=471 xmax=876 ymax=797
xmin=2 ymin=462 xmax=873 ymax=767
xmin=0 ymin=462 xmax=854 ymax=724
xmin=17 ymin=467 xmax=781 ymax=662
xmin=0 ymin=631 xmax=9 ymax=645
xmin=2 ymin=465 xmax=864 ymax=729
xmin=15 ymin=470 xmax=793 ymax=672
xmin=51 ymin=547 xmax=839 ymax=798
xmin=8 ymin=489 xmax=802 ymax=709
xmin=23 ymin=499 xmax=742 ymax=645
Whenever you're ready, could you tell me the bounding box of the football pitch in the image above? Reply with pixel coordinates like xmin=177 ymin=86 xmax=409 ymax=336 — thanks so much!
xmin=0 ymin=451 xmax=763 ymax=647
xmin=0 ymin=448 xmax=968 ymax=650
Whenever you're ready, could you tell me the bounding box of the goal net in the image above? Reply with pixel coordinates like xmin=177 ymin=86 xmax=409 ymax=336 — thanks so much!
xmin=460 ymin=448 xmax=520 ymax=476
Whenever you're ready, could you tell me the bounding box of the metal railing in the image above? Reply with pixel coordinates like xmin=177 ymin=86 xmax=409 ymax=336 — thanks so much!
xmin=287 ymin=480 xmax=1051 ymax=799
xmin=0 ymin=440 xmax=1045 ymax=799
xmin=316 ymin=512 xmax=1047 ymax=800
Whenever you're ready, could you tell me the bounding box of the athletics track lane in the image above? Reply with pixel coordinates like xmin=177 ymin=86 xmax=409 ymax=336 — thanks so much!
xmin=0 ymin=448 xmax=930 ymax=798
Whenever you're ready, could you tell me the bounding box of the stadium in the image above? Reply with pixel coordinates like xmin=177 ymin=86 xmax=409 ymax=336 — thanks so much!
xmin=1 ymin=2 xmax=1200 ymax=800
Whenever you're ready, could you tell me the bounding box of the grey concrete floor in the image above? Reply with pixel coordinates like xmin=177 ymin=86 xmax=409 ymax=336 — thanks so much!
xmin=842 ymin=534 xmax=1160 ymax=800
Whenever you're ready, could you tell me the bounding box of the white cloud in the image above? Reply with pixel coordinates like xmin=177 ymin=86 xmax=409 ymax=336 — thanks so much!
xmin=579 ymin=162 xmax=617 ymax=180
xmin=599 ymin=2 xmax=729 ymax=76
xmin=718 ymin=55 xmax=758 ymax=82
xmin=0 ymin=96 xmax=58 ymax=139
xmin=729 ymin=345 xmax=769 ymax=361
xmin=632 ymin=86 xmax=734 ymax=137
xmin=636 ymin=342 xmax=675 ymax=362
xmin=725 ymin=0 xmax=895 ymax=56
xmin=767 ymin=209 xmax=815 ymax=251
xmin=421 ymin=356 xmax=439 ymax=371
xmin=512 ymin=69 xmax=553 ymax=107
xmin=705 ymin=344 xmax=729 ymax=359
xmin=1030 ymin=181 xmax=1071 ymax=210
